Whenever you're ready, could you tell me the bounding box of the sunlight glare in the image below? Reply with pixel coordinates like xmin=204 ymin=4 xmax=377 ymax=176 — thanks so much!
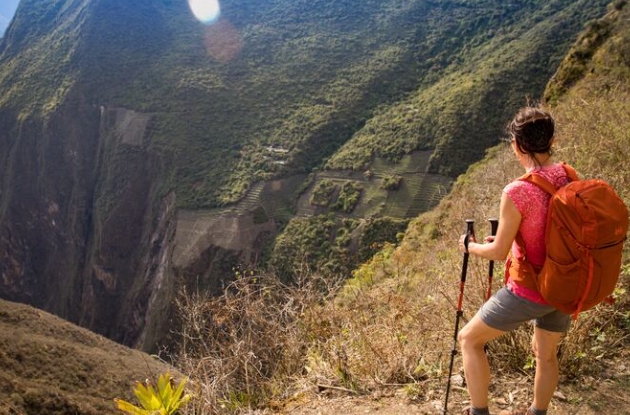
xmin=188 ymin=0 xmax=221 ymax=24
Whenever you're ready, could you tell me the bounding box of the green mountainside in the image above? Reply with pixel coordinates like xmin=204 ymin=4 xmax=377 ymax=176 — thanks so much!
xmin=0 ymin=1 xmax=612 ymax=346
xmin=0 ymin=0 xmax=617 ymax=352
xmin=0 ymin=0 xmax=609 ymax=209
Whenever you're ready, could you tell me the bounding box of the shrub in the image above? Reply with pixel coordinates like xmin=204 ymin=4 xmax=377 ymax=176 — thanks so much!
xmin=332 ymin=181 xmax=363 ymax=213
xmin=114 ymin=373 xmax=190 ymax=415
xmin=380 ymin=174 xmax=403 ymax=190
xmin=358 ymin=217 xmax=409 ymax=262
xmin=310 ymin=179 xmax=336 ymax=207
xmin=173 ymin=273 xmax=343 ymax=414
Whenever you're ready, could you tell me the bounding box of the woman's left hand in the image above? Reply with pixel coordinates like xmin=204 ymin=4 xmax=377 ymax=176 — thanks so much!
xmin=458 ymin=234 xmax=475 ymax=253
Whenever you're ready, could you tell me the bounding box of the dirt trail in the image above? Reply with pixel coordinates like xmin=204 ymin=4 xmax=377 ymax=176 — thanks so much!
xmin=270 ymin=371 xmax=630 ymax=415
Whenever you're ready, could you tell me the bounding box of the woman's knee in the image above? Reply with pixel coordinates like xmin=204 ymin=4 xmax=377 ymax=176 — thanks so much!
xmin=458 ymin=316 xmax=505 ymax=351
xmin=457 ymin=327 xmax=468 ymax=347
xmin=533 ymin=348 xmax=557 ymax=364
xmin=531 ymin=338 xmax=559 ymax=367
xmin=458 ymin=325 xmax=486 ymax=351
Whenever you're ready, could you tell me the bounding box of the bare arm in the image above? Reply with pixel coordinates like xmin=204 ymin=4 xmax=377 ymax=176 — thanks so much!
xmin=467 ymin=192 xmax=521 ymax=261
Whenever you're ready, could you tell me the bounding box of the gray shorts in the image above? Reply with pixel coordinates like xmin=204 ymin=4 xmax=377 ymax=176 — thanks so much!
xmin=478 ymin=286 xmax=571 ymax=333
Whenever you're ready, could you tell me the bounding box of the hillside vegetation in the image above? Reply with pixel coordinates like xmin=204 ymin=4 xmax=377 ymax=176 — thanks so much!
xmin=173 ymin=2 xmax=630 ymax=414
xmin=0 ymin=0 xmax=608 ymax=209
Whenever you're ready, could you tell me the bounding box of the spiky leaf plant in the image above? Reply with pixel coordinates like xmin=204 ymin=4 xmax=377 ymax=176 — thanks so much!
xmin=114 ymin=373 xmax=191 ymax=415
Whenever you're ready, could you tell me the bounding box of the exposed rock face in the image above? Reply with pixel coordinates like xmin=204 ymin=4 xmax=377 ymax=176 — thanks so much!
xmin=76 ymin=106 xmax=175 ymax=349
xmin=0 ymin=0 xmax=186 ymax=351
xmin=0 ymin=99 xmax=101 ymax=320
xmin=0 ymin=101 xmax=177 ymax=351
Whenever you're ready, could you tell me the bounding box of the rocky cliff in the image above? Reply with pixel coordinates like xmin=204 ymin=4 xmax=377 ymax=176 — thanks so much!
xmin=0 ymin=97 xmax=175 ymax=350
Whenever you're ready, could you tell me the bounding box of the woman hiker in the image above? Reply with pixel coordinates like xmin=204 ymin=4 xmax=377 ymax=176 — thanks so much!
xmin=457 ymin=106 xmax=572 ymax=415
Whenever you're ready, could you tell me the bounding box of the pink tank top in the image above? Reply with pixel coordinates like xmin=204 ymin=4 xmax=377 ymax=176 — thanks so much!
xmin=503 ymin=163 xmax=571 ymax=304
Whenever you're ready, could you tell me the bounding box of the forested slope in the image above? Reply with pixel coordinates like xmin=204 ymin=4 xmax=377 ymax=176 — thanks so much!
xmin=0 ymin=0 xmax=608 ymax=208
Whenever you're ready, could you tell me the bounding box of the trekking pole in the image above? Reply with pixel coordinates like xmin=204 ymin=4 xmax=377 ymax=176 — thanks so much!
xmin=444 ymin=219 xmax=475 ymax=415
xmin=485 ymin=218 xmax=499 ymax=301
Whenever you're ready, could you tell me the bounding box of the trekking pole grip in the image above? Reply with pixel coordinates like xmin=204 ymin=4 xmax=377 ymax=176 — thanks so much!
xmin=489 ymin=218 xmax=498 ymax=237
xmin=459 ymin=219 xmax=475 ymax=304
xmin=464 ymin=219 xmax=475 ymax=253
xmin=486 ymin=218 xmax=499 ymax=301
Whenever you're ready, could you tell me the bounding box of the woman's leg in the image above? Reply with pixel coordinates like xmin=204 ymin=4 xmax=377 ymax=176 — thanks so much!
xmin=458 ymin=314 xmax=506 ymax=409
xmin=531 ymin=326 xmax=563 ymax=410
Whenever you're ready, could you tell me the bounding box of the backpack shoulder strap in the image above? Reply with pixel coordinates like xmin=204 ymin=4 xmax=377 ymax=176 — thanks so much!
xmin=518 ymin=162 xmax=579 ymax=195
xmin=561 ymin=162 xmax=580 ymax=181
xmin=518 ymin=171 xmax=557 ymax=195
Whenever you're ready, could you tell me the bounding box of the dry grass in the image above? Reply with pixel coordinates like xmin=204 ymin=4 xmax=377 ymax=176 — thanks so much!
xmin=174 ymin=273 xmax=346 ymax=414
xmin=0 ymin=299 xmax=178 ymax=415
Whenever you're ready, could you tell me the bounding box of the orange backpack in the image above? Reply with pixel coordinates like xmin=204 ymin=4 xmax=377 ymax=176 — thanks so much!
xmin=515 ymin=163 xmax=628 ymax=319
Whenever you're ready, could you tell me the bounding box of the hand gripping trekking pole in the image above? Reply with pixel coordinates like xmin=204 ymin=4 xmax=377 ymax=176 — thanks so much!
xmin=485 ymin=218 xmax=499 ymax=301
xmin=444 ymin=219 xmax=475 ymax=415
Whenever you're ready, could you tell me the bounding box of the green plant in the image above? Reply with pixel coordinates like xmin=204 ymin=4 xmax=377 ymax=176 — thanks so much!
xmin=114 ymin=373 xmax=190 ymax=415
xmin=381 ymin=174 xmax=403 ymax=190
xmin=358 ymin=217 xmax=409 ymax=262
xmin=310 ymin=179 xmax=336 ymax=207
xmin=332 ymin=181 xmax=363 ymax=213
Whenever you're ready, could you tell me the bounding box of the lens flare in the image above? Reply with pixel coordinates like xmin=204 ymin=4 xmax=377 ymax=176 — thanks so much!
xmin=188 ymin=0 xmax=221 ymax=24
xmin=204 ymin=20 xmax=243 ymax=62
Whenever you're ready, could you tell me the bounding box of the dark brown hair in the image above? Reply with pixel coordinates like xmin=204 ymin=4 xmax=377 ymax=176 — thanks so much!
xmin=506 ymin=107 xmax=555 ymax=159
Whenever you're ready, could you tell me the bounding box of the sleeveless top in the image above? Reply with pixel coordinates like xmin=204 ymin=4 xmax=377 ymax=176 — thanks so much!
xmin=503 ymin=163 xmax=571 ymax=304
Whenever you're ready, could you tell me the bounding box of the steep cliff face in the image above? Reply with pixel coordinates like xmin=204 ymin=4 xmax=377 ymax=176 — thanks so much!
xmin=77 ymin=106 xmax=178 ymax=348
xmin=0 ymin=95 xmax=178 ymax=350
xmin=0 ymin=95 xmax=100 ymax=318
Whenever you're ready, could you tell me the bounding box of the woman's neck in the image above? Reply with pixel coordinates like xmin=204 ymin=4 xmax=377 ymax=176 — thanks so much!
xmin=521 ymin=153 xmax=554 ymax=171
